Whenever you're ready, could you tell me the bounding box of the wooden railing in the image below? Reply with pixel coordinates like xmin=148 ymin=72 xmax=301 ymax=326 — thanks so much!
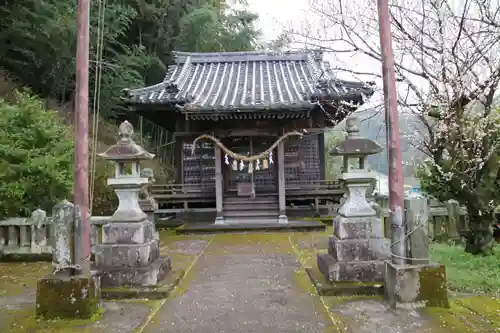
xmin=152 ymin=180 xmax=343 ymax=197
xmin=285 ymin=180 xmax=341 ymax=190
xmin=0 ymin=215 xmax=110 ymax=259
xmin=151 ymin=183 xmax=215 ymax=198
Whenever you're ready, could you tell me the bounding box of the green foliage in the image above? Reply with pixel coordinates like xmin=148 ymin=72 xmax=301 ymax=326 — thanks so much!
xmin=0 ymin=91 xmax=74 ymax=218
xmin=430 ymin=242 xmax=500 ymax=295
xmin=324 ymin=129 xmax=343 ymax=181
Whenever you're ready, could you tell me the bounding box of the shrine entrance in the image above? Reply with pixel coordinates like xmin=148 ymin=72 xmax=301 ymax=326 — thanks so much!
xmin=223 ymin=136 xmax=278 ymax=195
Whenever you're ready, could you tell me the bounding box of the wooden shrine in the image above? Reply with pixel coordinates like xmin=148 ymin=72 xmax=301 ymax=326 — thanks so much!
xmin=123 ymin=50 xmax=374 ymax=224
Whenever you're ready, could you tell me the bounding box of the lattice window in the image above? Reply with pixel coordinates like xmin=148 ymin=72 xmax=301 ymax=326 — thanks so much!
xmin=299 ymin=135 xmax=320 ymax=182
xmin=284 ymin=138 xmax=301 ymax=184
xmin=284 ymin=135 xmax=320 ymax=184
xmin=182 ymin=140 xmax=215 ymax=188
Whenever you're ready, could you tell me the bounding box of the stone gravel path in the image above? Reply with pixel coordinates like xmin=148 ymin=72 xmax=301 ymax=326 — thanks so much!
xmin=143 ymin=234 xmax=329 ymax=333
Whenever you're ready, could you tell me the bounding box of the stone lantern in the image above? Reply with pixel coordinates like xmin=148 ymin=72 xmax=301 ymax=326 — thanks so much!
xmin=317 ymin=115 xmax=390 ymax=283
xmin=95 ymin=121 xmax=171 ymax=287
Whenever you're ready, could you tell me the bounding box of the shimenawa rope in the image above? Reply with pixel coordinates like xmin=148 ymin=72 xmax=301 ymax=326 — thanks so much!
xmin=191 ymin=130 xmax=304 ymax=161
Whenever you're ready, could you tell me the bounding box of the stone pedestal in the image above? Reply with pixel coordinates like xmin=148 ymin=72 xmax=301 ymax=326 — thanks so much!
xmin=384 ymin=195 xmax=449 ymax=309
xmin=385 ymin=261 xmax=449 ymax=308
xmin=317 ymin=171 xmax=390 ymax=283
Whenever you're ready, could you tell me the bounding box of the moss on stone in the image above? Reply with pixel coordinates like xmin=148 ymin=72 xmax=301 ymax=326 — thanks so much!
xmin=419 ymin=264 xmax=450 ymax=308
xmin=36 ymin=274 xmax=100 ymax=319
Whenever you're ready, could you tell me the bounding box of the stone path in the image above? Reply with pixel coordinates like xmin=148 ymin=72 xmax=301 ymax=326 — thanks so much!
xmin=143 ymin=234 xmax=329 ymax=333
xmin=2 ymin=232 xmax=498 ymax=333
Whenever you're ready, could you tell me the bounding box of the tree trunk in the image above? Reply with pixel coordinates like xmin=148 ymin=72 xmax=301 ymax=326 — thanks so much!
xmin=464 ymin=213 xmax=495 ymax=255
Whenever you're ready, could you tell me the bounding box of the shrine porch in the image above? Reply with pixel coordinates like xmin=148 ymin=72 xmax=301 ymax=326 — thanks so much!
xmin=151 ymin=180 xmax=345 ymax=223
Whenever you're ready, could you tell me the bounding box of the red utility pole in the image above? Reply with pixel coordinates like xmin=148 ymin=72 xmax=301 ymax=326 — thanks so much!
xmin=74 ymin=0 xmax=91 ymax=275
xmin=377 ymin=0 xmax=406 ymax=265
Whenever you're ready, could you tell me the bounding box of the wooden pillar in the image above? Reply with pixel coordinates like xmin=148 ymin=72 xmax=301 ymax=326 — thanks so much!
xmin=214 ymin=146 xmax=225 ymax=224
xmin=318 ymin=132 xmax=325 ymax=180
xmin=277 ymin=141 xmax=288 ymax=224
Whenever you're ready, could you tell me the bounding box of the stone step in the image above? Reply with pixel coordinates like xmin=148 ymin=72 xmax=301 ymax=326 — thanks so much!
xmin=223 ymin=217 xmax=279 ymax=224
xmin=224 ymin=202 xmax=279 ymax=211
xmin=223 ymin=196 xmax=278 ymax=204
xmin=223 ymin=210 xmax=278 ymax=218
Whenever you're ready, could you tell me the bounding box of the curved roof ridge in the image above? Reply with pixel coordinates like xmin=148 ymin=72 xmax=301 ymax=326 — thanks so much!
xmin=172 ymin=49 xmax=323 ymax=57
xmin=171 ymin=49 xmax=325 ymax=64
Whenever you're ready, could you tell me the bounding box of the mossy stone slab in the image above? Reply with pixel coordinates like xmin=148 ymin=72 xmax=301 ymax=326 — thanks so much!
xmin=36 ymin=273 xmax=101 ymax=319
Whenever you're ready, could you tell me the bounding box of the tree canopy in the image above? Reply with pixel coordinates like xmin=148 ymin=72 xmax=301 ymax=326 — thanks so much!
xmin=0 ymin=0 xmax=261 ymax=119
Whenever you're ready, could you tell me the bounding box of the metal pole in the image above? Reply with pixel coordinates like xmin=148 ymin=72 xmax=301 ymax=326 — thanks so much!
xmin=377 ymin=0 xmax=406 ymax=265
xmin=74 ymin=0 xmax=91 ymax=275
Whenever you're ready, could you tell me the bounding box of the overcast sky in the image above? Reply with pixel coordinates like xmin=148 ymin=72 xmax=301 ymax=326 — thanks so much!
xmin=246 ymin=0 xmax=309 ymax=42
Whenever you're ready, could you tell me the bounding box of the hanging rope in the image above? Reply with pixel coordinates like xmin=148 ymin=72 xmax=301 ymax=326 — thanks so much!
xmin=89 ymin=0 xmax=107 ymax=215
xmin=191 ymin=131 xmax=303 ymax=162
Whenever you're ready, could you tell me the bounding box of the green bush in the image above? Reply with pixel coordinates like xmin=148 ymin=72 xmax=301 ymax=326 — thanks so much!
xmin=0 ymin=91 xmax=73 ymax=218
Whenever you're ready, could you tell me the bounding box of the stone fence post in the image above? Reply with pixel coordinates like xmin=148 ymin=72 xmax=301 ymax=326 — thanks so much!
xmin=445 ymin=200 xmax=460 ymax=240
xmin=51 ymin=200 xmax=76 ymax=275
xmin=404 ymin=195 xmax=429 ymax=265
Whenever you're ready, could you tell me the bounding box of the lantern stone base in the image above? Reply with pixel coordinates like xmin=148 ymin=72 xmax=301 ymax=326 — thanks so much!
xmin=317 ymin=219 xmax=390 ymax=283
xmin=36 ymin=273 xmax=101 ymax=319
xmin=317 ymin=253 xmax=386 ymax=282
xmin=96 ymin=218 xmax=172 ymax=288
xmin=96 ymin=240 xmax=160 ymax=268
xmin=99 ymin=255 xmax=172 ymax=288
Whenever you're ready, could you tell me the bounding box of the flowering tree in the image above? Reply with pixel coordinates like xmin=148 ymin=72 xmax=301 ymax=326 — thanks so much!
xmin=290 ymin=0 xmax=500 ymax=254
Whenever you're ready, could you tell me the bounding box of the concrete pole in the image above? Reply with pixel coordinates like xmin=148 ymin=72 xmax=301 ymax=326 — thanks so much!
xmin=377 ymin=0 xmax=406 ymax=265
xmin=74 ymin=0 xmax=91 ymax=275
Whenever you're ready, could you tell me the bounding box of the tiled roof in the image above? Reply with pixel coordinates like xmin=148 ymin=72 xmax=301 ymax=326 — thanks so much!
xmin=124 ymin=50 xmax=375 ymax=112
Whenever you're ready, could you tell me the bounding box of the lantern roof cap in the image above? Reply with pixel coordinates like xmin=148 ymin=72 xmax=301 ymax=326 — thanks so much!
xmin=329 ymin=115 xmax=382 ymax=156
xmin=98 ymin=121 xmax=155 ymax=161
